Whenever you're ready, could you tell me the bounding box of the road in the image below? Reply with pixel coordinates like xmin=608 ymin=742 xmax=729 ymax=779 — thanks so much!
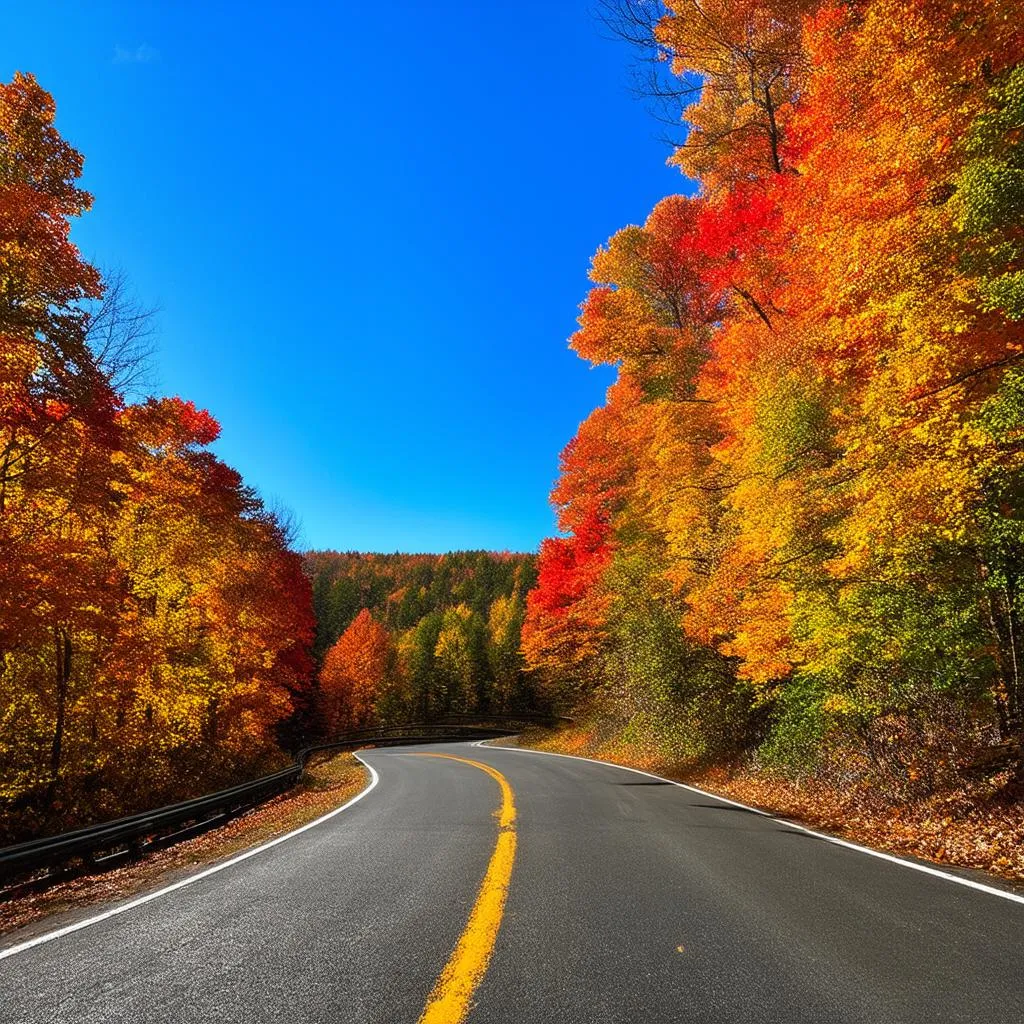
xmin=2 ymin=741 xmax=1024 ymax=1023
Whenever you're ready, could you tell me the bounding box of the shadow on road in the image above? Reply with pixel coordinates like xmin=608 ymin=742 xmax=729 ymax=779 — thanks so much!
xmin=689 ymin=803 xmax=769 ymax=817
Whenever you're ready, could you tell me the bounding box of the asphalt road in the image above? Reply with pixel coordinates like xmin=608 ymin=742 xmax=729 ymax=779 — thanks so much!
xmin=2 ymin=741 xmax=1024 ymax=1023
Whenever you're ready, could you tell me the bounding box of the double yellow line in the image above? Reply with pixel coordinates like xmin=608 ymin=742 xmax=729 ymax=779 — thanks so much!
xmin=410 ymin=753 xmax=517 ymax=1024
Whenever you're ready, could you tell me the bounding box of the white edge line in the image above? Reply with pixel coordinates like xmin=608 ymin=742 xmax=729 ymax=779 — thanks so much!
xmin=0 ymin=754 xmax=381 ymax=961
xmin=474 ymin=739 xmax=1024 ymax=907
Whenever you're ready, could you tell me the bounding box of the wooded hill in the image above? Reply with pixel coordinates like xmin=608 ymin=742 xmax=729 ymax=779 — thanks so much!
xmin=305 ymin=552 xmax=537 ymax=727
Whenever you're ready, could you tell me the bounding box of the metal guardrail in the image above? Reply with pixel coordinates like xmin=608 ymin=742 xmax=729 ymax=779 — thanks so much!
xmin=0 ymin=716 xmax=559 ymax=893
xmin=428 ymin=712 xmax=572 ymax=726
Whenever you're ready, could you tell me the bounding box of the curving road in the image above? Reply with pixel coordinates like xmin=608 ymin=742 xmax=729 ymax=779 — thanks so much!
xmin=2 ymin=741 xmax=1024 ymax=1023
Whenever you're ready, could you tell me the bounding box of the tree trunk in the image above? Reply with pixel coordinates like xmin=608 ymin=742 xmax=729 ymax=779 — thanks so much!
xmin=763 ymin=85 xmax=783 ymax=174
xmin=207 ymin=697 xmax=219 ymax=745
xmin=987 ymin=587 xmax=1022 ymax=740
xmin=46 ymin=625 xmax=72 ymax=806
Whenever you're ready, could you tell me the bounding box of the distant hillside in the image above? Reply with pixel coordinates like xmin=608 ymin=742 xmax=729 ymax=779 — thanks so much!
xmin=306 ymin=551 xmax=536 ymax=659
xmin=304 ymin=551 xmax=538 ymax=723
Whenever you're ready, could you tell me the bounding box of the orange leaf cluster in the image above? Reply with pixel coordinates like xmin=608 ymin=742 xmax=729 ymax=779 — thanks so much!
xmin=0 ymin=75 xmax=315 ymax=841
xmin=525 ymin=1 xmax=1024 ymax=787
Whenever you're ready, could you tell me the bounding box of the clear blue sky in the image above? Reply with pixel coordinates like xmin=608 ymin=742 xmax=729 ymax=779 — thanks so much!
xmin=4 ymin=1 xmax=686 ymax=553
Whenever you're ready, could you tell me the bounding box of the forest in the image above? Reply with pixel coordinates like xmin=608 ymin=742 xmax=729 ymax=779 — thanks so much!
xmin=4 ymin=0 xmax=1023 ymax=858
xmin=0 ymin=73 xmax=537 ymax=849
xmin=307 ymin=551 xmax=536 ymax=730
xmin=0 ymin=74 xmax=316 ymax=843
xmin=522 ymin=0 xmax=1024 ymax=802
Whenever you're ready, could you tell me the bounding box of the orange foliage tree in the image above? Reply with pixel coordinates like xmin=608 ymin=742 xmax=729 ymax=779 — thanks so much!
xmin=0 ymin=74 xmax=315 ymax=840
xmin=319 ymin=610 xmax=395 ymax=734
xmin=527 ymin=0 xmax=1024 ymax=787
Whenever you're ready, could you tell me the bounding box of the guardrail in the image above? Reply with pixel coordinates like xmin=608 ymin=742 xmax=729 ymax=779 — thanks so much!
xmin=0 ymin=715 xmax=558 ymax=895
xmin=428 ymin=712 xmax=572 ymax=726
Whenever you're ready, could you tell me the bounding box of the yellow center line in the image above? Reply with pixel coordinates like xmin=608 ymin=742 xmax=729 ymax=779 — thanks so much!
xmin=408 ymin=752 xmax=517 ymax=1024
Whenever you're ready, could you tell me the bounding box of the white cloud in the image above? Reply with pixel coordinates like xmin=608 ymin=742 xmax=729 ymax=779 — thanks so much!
xmin=113 ymin=43 xmax=159 ymax=65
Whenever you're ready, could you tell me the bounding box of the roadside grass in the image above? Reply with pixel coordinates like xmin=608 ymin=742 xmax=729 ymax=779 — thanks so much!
xmin=500 ymin=724 xmax=1024 ymax=887
xmin=0 ymin=751 xmax=367 ymax=938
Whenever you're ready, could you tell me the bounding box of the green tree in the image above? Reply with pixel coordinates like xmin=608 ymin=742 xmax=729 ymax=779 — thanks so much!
xmin=434 ymin=604 xmax=489 ymax=714
xmin=399 ymin=611 xmax=444 ymax=719
xmin=487 ymin=594 xmax=526 ymax=710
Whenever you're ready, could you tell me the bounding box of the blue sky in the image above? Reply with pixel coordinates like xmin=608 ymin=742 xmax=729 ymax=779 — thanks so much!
xmin=5 ymin=1 xmax=685 ymax=553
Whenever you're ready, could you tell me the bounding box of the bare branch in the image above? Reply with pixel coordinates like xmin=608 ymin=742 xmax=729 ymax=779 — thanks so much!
xmin=594 ymin=0 xmax=693 ymax=144
xmin=83 ymin=270 xmax=158 ymax=397
xmin=730 ymin=284 xmax=774 ymax=330
xmin=265 ymin=497 xmax=304 ymax=550
xmin=911 ymin=352 xmax=1024 ymax=402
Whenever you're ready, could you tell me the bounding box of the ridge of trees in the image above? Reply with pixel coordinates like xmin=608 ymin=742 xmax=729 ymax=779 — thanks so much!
xmin=0 ymin=74 xmax=316 ymax=843
xmin=524 ymin=0 xmax=1024 ymax=796
xmin=307 ymin=551 xmax=537 ymax=729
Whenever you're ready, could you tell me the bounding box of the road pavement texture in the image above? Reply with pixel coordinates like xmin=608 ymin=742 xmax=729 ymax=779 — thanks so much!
xmin=2 ymin=741 xmax=1023 ymax=1023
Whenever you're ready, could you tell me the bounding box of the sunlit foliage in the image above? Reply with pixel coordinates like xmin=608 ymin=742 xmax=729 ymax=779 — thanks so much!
xmin=526 ymin=0 xmax=1024 ymax=790
xmin=0 ymin=75 xmax=315 ymax=841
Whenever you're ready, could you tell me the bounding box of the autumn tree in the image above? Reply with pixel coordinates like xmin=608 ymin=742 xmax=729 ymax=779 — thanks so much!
xmin=0 ymin=74 xmax=315 ymax=840
xmin=528 ymin=0 xmax=1024 ymax=790
xmin=319 ymin=610 xmax=394 ymax=734
xmin=486 ymin=593 xmax=527 ymax=710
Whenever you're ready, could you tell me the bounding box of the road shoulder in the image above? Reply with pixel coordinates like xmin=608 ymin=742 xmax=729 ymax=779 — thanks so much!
xmin=490 ymin=728 xmax=1024 ymax=898
xmin=0 ymin=752 xmax=368 ymax=947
